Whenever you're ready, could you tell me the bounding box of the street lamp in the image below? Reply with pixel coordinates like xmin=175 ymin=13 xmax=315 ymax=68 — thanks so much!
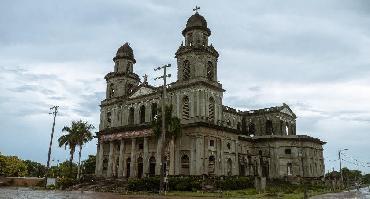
xmin=338 ymin=148 xmax=348 ymax=184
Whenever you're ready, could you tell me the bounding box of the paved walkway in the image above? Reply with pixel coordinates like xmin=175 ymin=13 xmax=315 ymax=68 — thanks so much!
xmin=311 ymin=187 xmax=370 ymax=199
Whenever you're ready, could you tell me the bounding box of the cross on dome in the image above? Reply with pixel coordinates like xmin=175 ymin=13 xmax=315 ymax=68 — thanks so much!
xmin=193 ymin=6 xmax=200 ymax=13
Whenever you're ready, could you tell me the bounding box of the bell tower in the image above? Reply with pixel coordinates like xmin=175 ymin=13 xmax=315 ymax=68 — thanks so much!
xmin=105 ymin=42 xmax=140 ymax=99
xmin=175 ymin=9 xmax=220 ymax=85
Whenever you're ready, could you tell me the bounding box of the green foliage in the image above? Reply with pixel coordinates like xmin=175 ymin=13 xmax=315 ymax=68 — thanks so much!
xmin=342 ymin=167 xmax=362 ymax=184
xmin=23 ymin=160 xmax=46 ymax=177
xmin=127 ymin=177 xmax=160 ymax=192
xmin=81 ymin=155 xmax=96 ymax=175
xmin=151 ymin=105 xmax=182 ymax=139
xmin=168 ymin=177 xmax=202 ymax=191
xmin=0 ymin=154 xmax=28 ymax=177
xmin=363 ymin=174 xmax=370 ymax=184
xmin=56 ymin=176 xmax=78 ymax=190
xmin=127 ymin=176 xmax=254 ymax=192
xmin=215 ymin=176 xmax=254 ymax=190
xmin=59 ymin=120 xmax=94 ymax=178
xmin=48 ymin=161 xmax=78 ymax=178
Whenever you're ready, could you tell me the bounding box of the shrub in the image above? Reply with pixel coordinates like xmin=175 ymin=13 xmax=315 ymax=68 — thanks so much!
xmin=127 ymin=177 xmax=160 ymax=192
xmin=215 ymin=176 xmax=254 ymax=190
xmin=56 ymin=177 xmax=77 ymax=190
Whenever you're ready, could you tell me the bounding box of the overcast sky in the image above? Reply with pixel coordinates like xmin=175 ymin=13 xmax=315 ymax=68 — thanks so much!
xmin=1 ymin=0 xmax=370 ymax=173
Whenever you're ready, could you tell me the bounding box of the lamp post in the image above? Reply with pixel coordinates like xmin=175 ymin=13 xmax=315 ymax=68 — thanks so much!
xmin=338 ymin=148 xmax=348 ymax=184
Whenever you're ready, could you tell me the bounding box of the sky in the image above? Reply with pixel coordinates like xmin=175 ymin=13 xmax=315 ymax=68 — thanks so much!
xmin=1 ymin=0 xmax=370 ymax=173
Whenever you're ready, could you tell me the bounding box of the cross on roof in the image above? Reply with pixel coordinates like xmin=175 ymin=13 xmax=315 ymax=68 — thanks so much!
xmin=193 ymin=6 xmax=200 ymax=13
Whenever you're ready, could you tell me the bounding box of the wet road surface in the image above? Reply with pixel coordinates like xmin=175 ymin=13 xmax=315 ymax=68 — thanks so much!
xmin=0 ymin=187 xmax=213 ymax=199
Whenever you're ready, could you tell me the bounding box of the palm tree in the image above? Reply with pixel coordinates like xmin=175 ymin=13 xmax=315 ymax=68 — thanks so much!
xmin=58 ymin=122 xmax=79 ymax=177
xmin=58 ymin=120 xmax=94 ymax=178
xmin=151 ymin=105 xmax=182 ymax=141
xmin=75 ymin=121 xmax=94 ymax=179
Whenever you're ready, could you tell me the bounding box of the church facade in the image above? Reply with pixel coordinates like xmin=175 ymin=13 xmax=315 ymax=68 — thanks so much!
xmin=95 ymin=12 xmax=325 ymax=180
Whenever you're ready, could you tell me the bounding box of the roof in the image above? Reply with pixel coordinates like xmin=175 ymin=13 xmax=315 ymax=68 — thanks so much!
xmin=113 ymin=42 xmax=136 ymax=63
xmin=182 ymin=13 xmax=211 ymax=36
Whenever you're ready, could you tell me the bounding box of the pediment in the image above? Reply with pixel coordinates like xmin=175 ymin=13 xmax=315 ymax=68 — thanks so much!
xmin=129 ymin=87 xmax=155 ymax=98
xmin=280 ymin=107 xmax=294 ymax=117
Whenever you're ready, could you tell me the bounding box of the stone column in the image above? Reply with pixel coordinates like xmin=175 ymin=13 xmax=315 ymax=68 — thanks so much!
xmin=190 ymin=136 xmax=196 ymax=175
xmin=169 ymin=137 xmax=175 ymax=175
xmin=96 ymin=142 xmax=104 ymax=176
xmin=234 ymin=140 xmax=239 ymax=175
xmin=143 ymin=137 xmax=149 ymax=177
xmin=174 ymin=137 xmax=181 ymax=175
xmin=118 ymin=139 xmax=125 ymax=177
xmin=220 ymin=139 xmax=225 ymax=175
xmin=107 ymin=141 xmax=114 ymax=177
xmin=130 ymin=138 xmax=136 ymax=177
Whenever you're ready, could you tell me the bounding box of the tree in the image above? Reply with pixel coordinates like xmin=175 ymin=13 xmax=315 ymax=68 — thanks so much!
xmin=58 ymin=121 xmax=79 ymax=177
xmin=151 ymin=104 xmax=181 ymax=182
xmin=23 ymin=160 xmax=46 ymax=177
xmin=151 ymin=105 xmax=182 ymax=141
xmin=0 ymin=154 xmax=28 ymax=177
xmin=81 ymin=155 xmax=96 ymax=176
xmin=74 ymin=121 xmax=94 ymax=179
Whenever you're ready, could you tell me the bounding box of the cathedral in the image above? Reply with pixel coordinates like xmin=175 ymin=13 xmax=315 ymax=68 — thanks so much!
xmin=95 ymin=11 xmax=325 ymax=180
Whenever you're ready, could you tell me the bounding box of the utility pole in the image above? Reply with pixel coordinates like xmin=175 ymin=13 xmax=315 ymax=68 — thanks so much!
xmin=154 ymin=64 xmax=171 ymax=193
xmin=338 ymin=148 xmax=348 ymax=185
xmin=45 ymin=105 xmax=59 ymax=187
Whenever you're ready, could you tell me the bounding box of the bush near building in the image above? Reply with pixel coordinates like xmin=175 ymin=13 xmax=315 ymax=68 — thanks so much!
xmin=127 ymin=176 xmax=254 ymax=192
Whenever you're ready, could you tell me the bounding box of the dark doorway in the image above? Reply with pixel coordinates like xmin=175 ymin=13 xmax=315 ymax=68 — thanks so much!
xmin=137 ymin=157 xmax=143 ymax=178
xmin=149 ymin=157 xmax=156 ymax=176
xmin=126 ymin=158 xmax=131 ymax=177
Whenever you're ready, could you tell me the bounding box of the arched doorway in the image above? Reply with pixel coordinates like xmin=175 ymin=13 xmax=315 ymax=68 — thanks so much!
xmin=180 ymin=155 xmax=190 ymax=175
xmin=126 ymin=158 xmax=131 ymax=177
xmin=208 ymin=156 xmax=215 ymax=175
xmin=149 ymin=156 xmax=156 ymax=176
xmin=227 ymin=158 xmax=232 ymax=176
xmin=137 ymin=157 xmax=143 ymax=178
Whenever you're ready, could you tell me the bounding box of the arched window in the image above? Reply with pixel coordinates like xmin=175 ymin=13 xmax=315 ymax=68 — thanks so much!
xmin=139 ymin=105 xmax=145 ymax=124
xmin=151 ymin=103 xmax=158 ymax=120
xmin=208 ymin=156 xmax=215 ymax=175
xmin=182 ymin=96 xmax=190 ymax=120
xmin=187 ymin=33 xmax=193 ymax=46
xmin=183 ymin=60 xmax=190 ymax=81
xmin=207 ymin=61 xmax=214 ymax=81
xmin=248 ymin=123 xmax=256 ymax=135
xmin=287 ymin=163 xmax=292 ymax=176
xmin=180 ymin=155 xmax=190 ymax=175
xmin=208 ymin=97 xmax=215 ymax=121
xmin=109 ymin=84 xmax=115 ymax=98
xmin=285 ymin=122 xmax=289 ymax=135
xmin=266 ymin=120 xmax=273 ymax=135
xmin=107 ymin=112 xmax=112 ymax=127
xmin=237 ymin=122 xmax=241 ymax=131
xmin=126 ymin=83 xmax=133 ymax=94
xmin=129 ymin=107 xmax=135 ymax=125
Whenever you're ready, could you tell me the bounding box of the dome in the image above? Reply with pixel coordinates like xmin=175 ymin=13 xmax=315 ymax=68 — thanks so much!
xmin=114 ymin=42 xmax=136 ymax=63
xmin=182 ymin=13 xmax=211 ymax=36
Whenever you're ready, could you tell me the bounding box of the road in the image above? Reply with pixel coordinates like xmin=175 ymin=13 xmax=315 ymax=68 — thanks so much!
xmin=311 ymin=187 xmax=370 ymax=199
